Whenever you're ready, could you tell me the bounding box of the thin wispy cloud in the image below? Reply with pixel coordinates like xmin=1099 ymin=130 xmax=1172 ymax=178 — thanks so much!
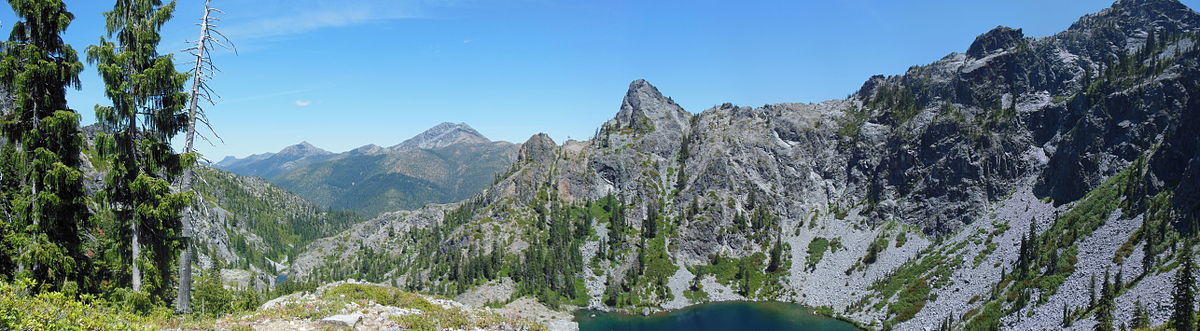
xmin=221 ymin=0 xmax=470 ymax=41
xmin=295 ymin=100 xmax=313 ymax=107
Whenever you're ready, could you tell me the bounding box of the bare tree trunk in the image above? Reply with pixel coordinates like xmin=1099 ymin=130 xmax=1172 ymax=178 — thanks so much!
xmin=176 ymin=235 xmax=192 ymax=312
xmin=15 ymin=140 xmax=26 ymax=275
xmin=28 ymin=96 xmax=39 ymax=276
xmin=129 ymin=100 xmax=142 ymax=292
xmin=177 ymin=0 xmax=232 ymax=313
xmin=131 ymin=213 xmax=141 ymax=291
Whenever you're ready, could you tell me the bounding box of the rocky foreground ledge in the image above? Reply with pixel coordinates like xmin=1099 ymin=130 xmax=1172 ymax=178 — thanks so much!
xmin=171 ymin=280 xmax=577 ymax=331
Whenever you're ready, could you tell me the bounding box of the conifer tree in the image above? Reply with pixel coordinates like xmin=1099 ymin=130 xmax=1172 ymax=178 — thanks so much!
xmin=1130 ymin=300 xmax=1149 ymax=329
xmin=1173 ymin=244 xmax=1196 ymax=331
xmin=767 ymin=237 xmax=784 ymax=273
xmin=643 ymin=201 xmax=659 ymax=239
xmin=0 ymin=0 xmax=89 ymax=291
xmin=1062 ymin=302 xmax=1072 ymax=327
xmin=1143 ymin=231 xmax=1156 ymax=277
xmin=1115 ymin=268 xmax=1124 ymax=292
xmin=1089 ymin=273 xmax=1097 ymax=309
xmin=0 ymin=144 xmax=21 ymax=275
xmin=86 ymin=0 xmax=191 ymax=302
xmin=1094 ymin=269 xmax=1114 ymax=331
xmin=1046 ymin=245 xmax=1060 ymax=276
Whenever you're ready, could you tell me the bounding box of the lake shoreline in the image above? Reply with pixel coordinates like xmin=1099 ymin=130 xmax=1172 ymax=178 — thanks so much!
xmin=574 ymin=300 xmax=864 ymax=331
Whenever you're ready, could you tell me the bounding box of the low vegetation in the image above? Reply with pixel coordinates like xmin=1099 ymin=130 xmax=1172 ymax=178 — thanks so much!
xmin=0 ymin=279 xmax=159 ymax=330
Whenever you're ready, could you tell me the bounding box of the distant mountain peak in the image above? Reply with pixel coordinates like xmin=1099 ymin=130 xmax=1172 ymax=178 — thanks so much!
xmin=349 ymin=144 xmax=385 ymax=155
xmin=390 ymin=122 xmax=490 ymax=150
xmin=279 ymin=141 xmax=331 ymax=156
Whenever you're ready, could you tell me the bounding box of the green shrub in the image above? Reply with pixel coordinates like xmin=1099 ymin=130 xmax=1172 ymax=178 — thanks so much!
xmin=323 ymin=284 xmax=435 ymax=311
xmin=806 ymin=238 xmax=830 ymax=270
xmin=888 ymin=278 xmax=930 ymax=323
xmin=0 ymin=279 xmax=155 ymax=330
xmin=894 ymin=231 xmax=908 ymax=248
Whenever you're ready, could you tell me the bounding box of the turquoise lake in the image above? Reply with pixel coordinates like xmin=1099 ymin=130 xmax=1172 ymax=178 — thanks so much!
xmin=575 ymin=301 xmax=863 ymax=331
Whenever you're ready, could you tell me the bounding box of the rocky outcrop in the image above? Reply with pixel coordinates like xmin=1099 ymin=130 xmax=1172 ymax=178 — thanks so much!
xmin=289 ymin=1 xmax=1200 ymax=330
xmin=966 ymin=26 xmax=1027 ymax=58
xmin=517 ymin=133 xmax=556 ymax=164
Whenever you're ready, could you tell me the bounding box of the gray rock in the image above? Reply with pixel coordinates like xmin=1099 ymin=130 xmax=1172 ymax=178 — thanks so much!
xmin=320 ymin=313 xmax=362 ymax=328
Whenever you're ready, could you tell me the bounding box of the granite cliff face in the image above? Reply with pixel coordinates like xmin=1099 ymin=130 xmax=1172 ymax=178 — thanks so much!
xmin=289 ymin=0 xmax=1200 ymax=330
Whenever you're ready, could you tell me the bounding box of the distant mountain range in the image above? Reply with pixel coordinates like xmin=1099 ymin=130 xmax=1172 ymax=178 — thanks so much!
xmin=215 ymin=122 xmax=519 ymax=216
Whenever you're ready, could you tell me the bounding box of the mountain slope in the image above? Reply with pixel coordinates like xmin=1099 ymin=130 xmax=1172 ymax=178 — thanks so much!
xmin=217 ymin=123 xmax=519 ymax=216
xmin=289 ymin=0 xmax=1200 ymax=330
xmin=190 ymin=166 xmax=362 ymax=279
xmin=389 ymin=122 xmax=491 ymax=151
xmin=271 ymin=140 xmax=518 ymax=216
xmin=215 ymin=141 xmax=334 ymax=179
xmin=70 ymin=124 xmax=364 ymax=290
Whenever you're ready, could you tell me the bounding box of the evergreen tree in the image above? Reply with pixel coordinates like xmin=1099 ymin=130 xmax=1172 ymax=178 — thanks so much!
xmin=1172 ymin=244 xmax=1196 ymax=331
xmin=1089 ymin=273 xmax=1097 ymax=309
xmin=1046 ymin=245 xmax=1060 ymax=276
xmin=643 ymin=201 xmax=658 ymax=239
xmin=1130 ymin=300 xmax=1150 ymax=329
xmin=0 ymin=0 xmax=89 ymax=291
xmin=1094 ymin=269 xmax=1114 ymax=331
xmin=1062 ymin=302 xmax=1072 ymax=327
xmin=1143 ymin=230 xmax=1156 ymax=277
xmin=1115 ymin=268 xmax=1124 ymax=292
xmin=86 ymin=0 xmax=191 ymax=302
xmin=0 ymin=144 xmax=22 ymax=275
xmin=767 ymin=237 xmax=784 ymax=273
xmin=603 ymin=272 xmax=619 ymax=306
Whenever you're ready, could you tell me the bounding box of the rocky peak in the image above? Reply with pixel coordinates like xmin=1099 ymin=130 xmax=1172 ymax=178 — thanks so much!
xmin=349 ymin=144 xmax=384 ymax=155
xmin=278 ymin=142 xmax=331 ymax=157
xmin=1069 ymin=0 xmax=1199 ymax=34
xmin=966 ymin=26 xmax=1025 ymax=58
xmin=1111 ymin=0 xmax=1189 ymax=12
xmin=610 ymin=79 xmax=691 ymax=135
xmin=391 ymin=122 xmax=490 ymax=150
xmin=517 ymin=133 xmax=556 ymax=164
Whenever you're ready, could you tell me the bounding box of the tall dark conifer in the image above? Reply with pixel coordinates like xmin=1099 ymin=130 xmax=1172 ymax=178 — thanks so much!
xmin=1172 ymin=244 xmax=1196 ymax=331
xmin=1094 ymin=269 xmax=1114 ymax=331
xmin=86 ymin=0 xmax=191 ymax=302
xmin=0 ymin=0 xmax=89 ymax=291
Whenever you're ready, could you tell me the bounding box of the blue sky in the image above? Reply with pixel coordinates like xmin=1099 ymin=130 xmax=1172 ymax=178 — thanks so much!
xmin=3 ymin=0 xmax=1197 ymax=159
